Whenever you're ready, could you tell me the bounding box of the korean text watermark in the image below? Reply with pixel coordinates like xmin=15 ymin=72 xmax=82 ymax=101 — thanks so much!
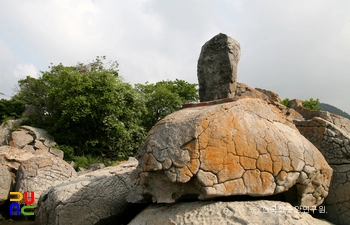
xmin=250 ymin=205 xmax=327 ymax=214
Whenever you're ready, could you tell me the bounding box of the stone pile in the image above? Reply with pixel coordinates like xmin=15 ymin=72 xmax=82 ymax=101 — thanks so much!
xmin=9 ymin=125 xmax=63 ymax=159
xmin=0 ymin=125 xmax=76 ymax=207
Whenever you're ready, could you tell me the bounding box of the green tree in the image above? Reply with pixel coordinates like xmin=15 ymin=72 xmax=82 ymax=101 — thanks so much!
xmin=136 ymin=79 xmax=199 ymax=131
xmin=280 ymin=97 xmax=321 ymax=111
xmin=281 ymin=98 xmax=290 ymax=107
xmin=14 ymin=57 xmax=146 ymax=159
xmin=0 ymin=98 xmax=25 ymax=123
xmin=301 ymin=98 xmax=321 ymax=111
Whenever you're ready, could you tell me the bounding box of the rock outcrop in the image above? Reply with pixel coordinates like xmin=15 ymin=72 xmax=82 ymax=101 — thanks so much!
xmin=0 ymin=119 xmax=21 ymax=146
xmin=15 ymin=151 xmax=77 ymax=205
xmin=294 ymin=117 xmax=350 ymax=165
xmin=290 ymin=99 xmax=350 ymax=134
xmin=0 ymin=126 xmax=75 ymax=207
xmin=128 ymin=97 xmax=332 ymax=207
xmin=324 ymin=164 xmax=350 ymax=225
xmin=0 ymin=146 xmax=35 ymax=182
xmin=197 ymin=33 xmax=241 ymax=102
xmin=289 ymin=99 xmax=350 ymax=225
xmin=9 ymin=126 xmax=62 ymax=157
xmin=35 ymin=157 xmax=138 ymax=225
xmin=0 ymin=165 xmax=11 ymax=205
xmin=129 ymin=200 xmax=333 ymax=225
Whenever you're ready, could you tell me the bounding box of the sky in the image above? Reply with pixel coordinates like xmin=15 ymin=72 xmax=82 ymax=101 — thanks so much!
xmin=1 ymin=0 xmax=349 ymax=112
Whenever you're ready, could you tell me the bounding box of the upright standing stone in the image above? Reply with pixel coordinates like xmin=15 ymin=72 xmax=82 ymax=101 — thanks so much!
xmin=197 ymin=33 xmax=241 ymax=102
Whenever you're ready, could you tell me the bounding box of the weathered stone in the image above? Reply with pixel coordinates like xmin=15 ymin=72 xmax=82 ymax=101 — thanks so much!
xmin=236 ymin=83 xmax=304 ymax=121
xmin=8 ymin=126 xmax=57 ymax=155
xmin=0 ymin=119 xmax=21 ymax=146
xmin=290 ymin=99 xmax=350 ymax=225
xmin=322 ymin=164 xmax=350 ymax=225
xmin=197 ymin=33 xmax=241 ymax=102
xmin=86 ymin=163 xmax=105 ymax=171
xmin=290 ymin=99 xmax=350 ymax=134
xmin=128 ymin=98 xmax=332 ymax=206
xmin=9 ymin=130 xmax=34 ymax=149
xmin=0 ymin=146 xmax=35 ymax=181
xmin=129 ymin=200 xmax=333 ymax=225
xmin=235 ymin=82 xmax=268 ymax=100
xmin=15 ymin=152 xmax=77 ymax=205
xmin=255 ymin=88 xmax=282 ymax=104
xmin=49 ymin=147 xmax=64 ymax=159
xmin=22 ymin=145 xmax=36 ymax=154
xmin=35 ymin=158 xmax=138 ymax=225
xmin=296 ymin=117 xmax=350 ymax=165
xmin=20 ymin=126 xmax=56 ymax=148
xmin=0 ymin=165 xmax=11 ymax=205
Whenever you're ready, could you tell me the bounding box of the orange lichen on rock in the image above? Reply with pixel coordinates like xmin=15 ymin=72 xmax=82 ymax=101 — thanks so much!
xmin=128 ymin=98 xmax=333 ymax=207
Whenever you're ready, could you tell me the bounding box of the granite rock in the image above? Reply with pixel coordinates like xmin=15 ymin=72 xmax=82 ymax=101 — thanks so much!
xmin=197 ymin=33 xmax=241 ymax=102
xmin=128 ymin=98 xmax=332 ymax=207
xmin=129 ymin=200 xmax=333 ymax=225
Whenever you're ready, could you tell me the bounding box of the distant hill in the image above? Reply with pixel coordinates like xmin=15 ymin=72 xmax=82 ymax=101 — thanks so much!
xmin=318 ymin=103 xmax=350 ymax=119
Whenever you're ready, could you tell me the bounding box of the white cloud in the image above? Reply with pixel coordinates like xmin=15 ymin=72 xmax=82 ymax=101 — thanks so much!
xmin=14 ymin=63 xmax=38 ymax=79
xmin=0 ymin=39 xmax=19 ymax=97
xmin=0 ymin=0 xmax=349 ymax=112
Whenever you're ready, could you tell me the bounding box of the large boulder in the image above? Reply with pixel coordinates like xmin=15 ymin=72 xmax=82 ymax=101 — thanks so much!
xmin=294 ymin=117 xmax=350 ymax=165
xmin=128 ymin=97 xmax=332 ymax=207
xmin=15 ymin=151 xmax=77 ymax=206
xmin=323 ymin=164 xmax=350 ymax=225
xmin=0 ymin=165 xmax=11 ymax=205
xmin=129 ymin=200 xmax=333 ymax=225
xmin=292 ymin=105 xmax=350 ymax=225
xmin=197 ymin=33 xmax=241 ymax=102
xmin=0 ymin=145 xmax=73 ymax=207
xmin=35 ymin=157 xmax=139 ymax=225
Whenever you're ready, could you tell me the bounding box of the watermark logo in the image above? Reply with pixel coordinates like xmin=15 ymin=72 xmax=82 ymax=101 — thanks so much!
xmin=9 ymin=192 xmax=35 ymax=216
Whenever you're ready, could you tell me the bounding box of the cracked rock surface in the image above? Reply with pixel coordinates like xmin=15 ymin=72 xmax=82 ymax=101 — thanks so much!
xmin=291 ymin=100 xmax=350 ymax=225
xmin=0 ymin=146 xmax=36 ymax=184
xmin=0 ymin=119 xmax=21 ymax=146
xmin=35 ymin=157 xmax=138 ymax=225
xmin=197 ymin=33 xmax=241 ymax=102
xmin=129 ymin=200 xmax=333 ymax=225
xmin=127 ymin=98 xmax=332 ymax=206
xmin=0 ymin=165 xmax=11 ymax=205
xmin=8 ymin=125 xmax=64 ymax=158
xmin=15 ymin=150 xmax=77 ymax=206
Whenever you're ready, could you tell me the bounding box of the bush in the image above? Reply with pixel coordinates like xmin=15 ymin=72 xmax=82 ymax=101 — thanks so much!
xmin=281 ymin=97 xmax=321 ymax=111
xmin=13 ymin=57 xmax=146 ymax=160
xmin=301 ymin=98 xmax=321 ymax=111
xmin=281 ymin=98 xmax=290 ymax=107
xmin=0 ymin=98 xmax=25 ymax=124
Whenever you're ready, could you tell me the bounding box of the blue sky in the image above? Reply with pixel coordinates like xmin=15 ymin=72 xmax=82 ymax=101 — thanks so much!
xmin=1 ymin=0 xmax=349 ymax=112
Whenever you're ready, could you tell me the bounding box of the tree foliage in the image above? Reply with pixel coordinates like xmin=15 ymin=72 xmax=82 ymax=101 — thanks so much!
xmin=135 ymin=79 xmax=199 ymax=131
xmin=14 ymin=57 xmax=146 ymax=159
xmin=0 ymin=98 xmax=25 ymax=123
xmin=301 ymin=98 xmax=321 ymax=111
xmin=281 ymin=97 xmax=321 ymax=111
xmin=281 ymin=98 xmax=290 ymax=107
